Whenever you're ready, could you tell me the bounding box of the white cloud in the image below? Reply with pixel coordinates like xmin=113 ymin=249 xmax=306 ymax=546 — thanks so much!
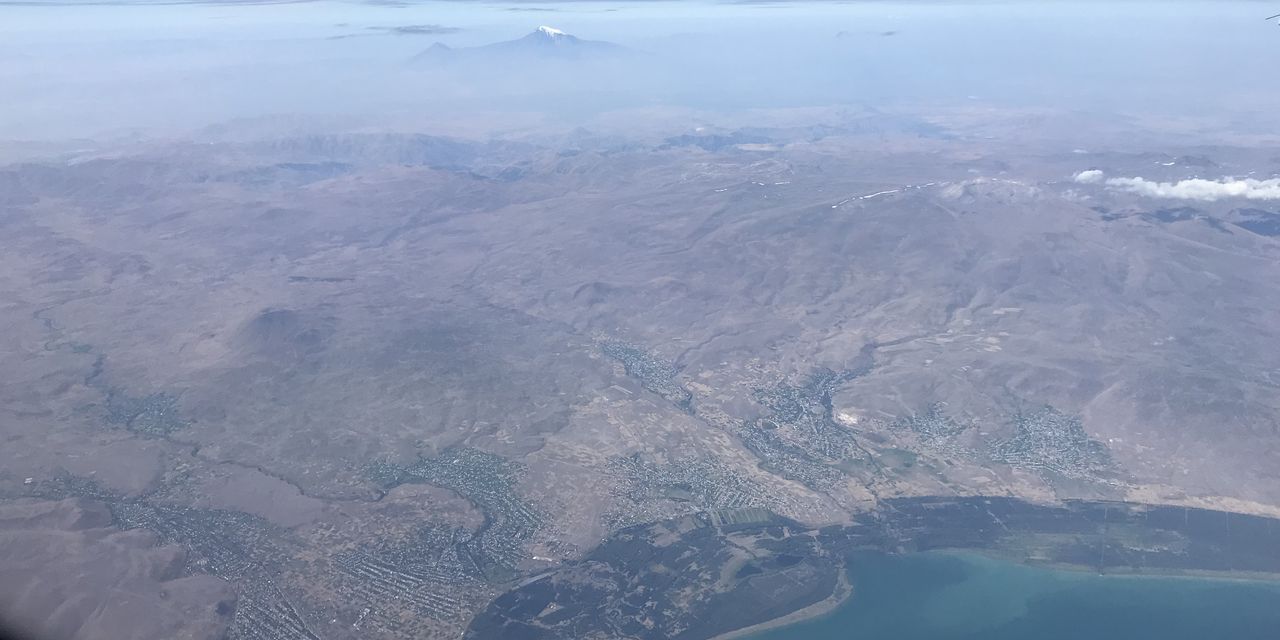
xmin=1104 ymin=176 xmax=1280 ymax=201
xmin=1073 ymin=169 xmax=1104 ymax=184
xmin=1071 ymin=168 xmax=1280 ymax=201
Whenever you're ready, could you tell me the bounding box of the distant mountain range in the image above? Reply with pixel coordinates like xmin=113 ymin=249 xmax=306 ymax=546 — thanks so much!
xmin=412 ymin=26 xmax=627 ymax=64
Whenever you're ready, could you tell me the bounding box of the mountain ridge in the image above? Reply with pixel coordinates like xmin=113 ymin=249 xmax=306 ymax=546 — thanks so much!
xmin=412 ymin=25 xmax=627 ymax=64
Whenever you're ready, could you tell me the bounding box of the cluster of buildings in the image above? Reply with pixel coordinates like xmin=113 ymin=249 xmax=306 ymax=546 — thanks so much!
xmin=601 ymin=341 xmax=695 ymax=413
xmin=989 ymin=407 xmax=1113 ymax=480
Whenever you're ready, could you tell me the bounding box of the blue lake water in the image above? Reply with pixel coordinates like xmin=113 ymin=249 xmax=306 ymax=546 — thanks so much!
xmin=750 ymin=552 xmax=1280 ymax=640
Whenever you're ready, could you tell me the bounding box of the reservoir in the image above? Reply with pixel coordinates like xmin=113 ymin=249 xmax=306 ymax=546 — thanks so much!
xmin=750 ymin=551 xmax=1280 ymax=640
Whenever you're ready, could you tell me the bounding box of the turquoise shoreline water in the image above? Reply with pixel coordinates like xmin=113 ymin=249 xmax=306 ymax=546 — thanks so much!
xmin=750 ymin=551 xmax=1280 ymax=640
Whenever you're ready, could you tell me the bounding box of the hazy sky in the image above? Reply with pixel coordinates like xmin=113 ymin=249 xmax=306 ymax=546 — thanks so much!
xmin=2 ymin=1 xmax=1278 ymax=139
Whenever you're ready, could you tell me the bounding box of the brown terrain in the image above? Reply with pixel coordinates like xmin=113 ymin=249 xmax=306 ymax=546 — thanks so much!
xmin=2 ymin=106 xmax=1280 ymax=639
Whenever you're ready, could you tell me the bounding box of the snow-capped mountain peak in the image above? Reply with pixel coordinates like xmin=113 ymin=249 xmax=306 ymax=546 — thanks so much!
xmin=412 ymin=25 xmax=625 ymax=65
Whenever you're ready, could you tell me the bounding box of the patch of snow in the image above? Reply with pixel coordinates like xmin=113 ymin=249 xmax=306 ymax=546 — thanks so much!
xmin=859 ymin=189 xmax=899 ymax=200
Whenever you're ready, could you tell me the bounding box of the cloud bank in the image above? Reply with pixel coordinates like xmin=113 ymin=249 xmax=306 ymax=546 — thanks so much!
xmin=1073 ymin=170 xmax=1280 ymax=201
xmin=1108 ymin=177 xmax=1280 ymax=201
xmin=1073 ymin=169 xmax=1104 ymax=184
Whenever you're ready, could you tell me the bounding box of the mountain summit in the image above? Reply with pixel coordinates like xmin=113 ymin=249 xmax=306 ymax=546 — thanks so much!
xmin=535 ymin=25 xmax=569 ymax=38
xmin=412 ymin=26 xmax=626 ymax=64
xmin=505 ymin=25 xmax=597 ymax=53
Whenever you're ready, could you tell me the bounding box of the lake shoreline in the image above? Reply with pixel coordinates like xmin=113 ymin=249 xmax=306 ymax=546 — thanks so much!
xmin=955 ymin=546 xmax=1280 ymax=585
xmin=728 ymin=547 xmax=1280 ymax=640
xmin=470 ymin=496 xmax=1280 ymax=639
xmin=710 ymin=562 xmax=853 ymax=640
xmin=743 ymin=548 xmax=1280 ymax=640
